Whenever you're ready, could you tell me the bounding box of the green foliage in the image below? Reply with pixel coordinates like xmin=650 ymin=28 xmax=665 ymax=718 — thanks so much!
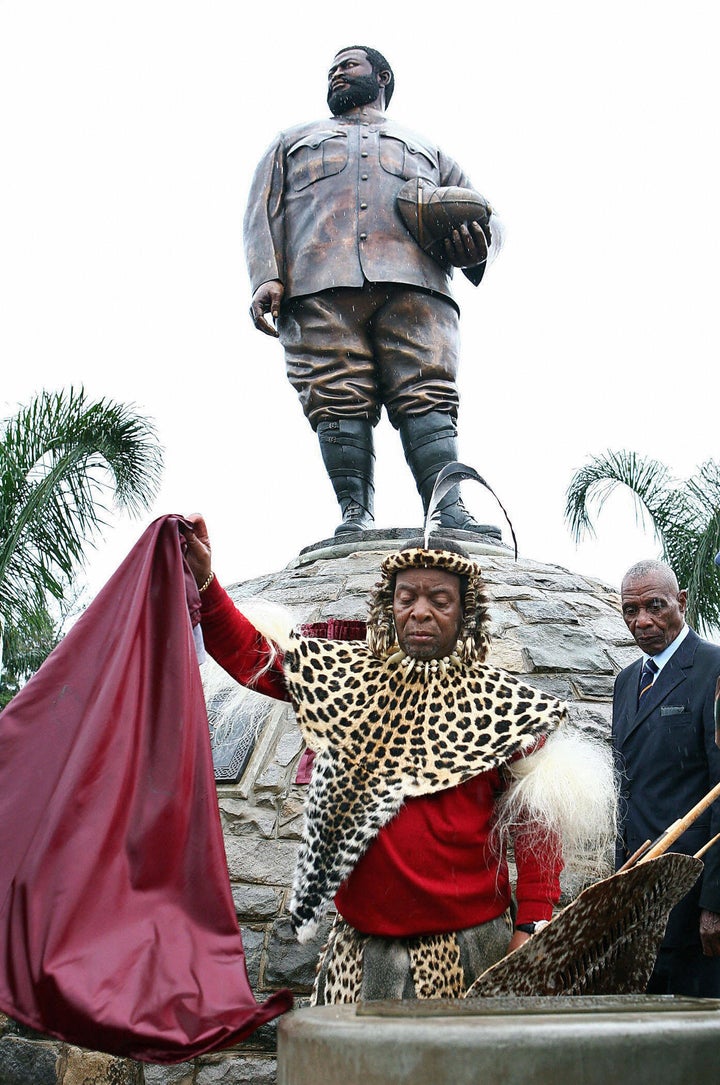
xmin=0 ymin=603 xmax=61 ymax=708
xmin=565 ymin=450 xmax=720 ymax=635
xmin=0 ymin=388 xmax=163 ymax=702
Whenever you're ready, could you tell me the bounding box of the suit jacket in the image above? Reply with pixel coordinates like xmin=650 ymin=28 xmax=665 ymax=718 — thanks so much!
xmin=612 ymin=628 xmax=720 ymax=946
xmin=243 ymin=105 xmax=488 ymax=304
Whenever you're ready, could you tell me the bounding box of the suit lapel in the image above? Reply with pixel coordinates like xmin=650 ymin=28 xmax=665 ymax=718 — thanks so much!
xmin=614 ymin=658 xmax=642 ymax=749
xmin=618 ymin=629 xmax=697 ymax=746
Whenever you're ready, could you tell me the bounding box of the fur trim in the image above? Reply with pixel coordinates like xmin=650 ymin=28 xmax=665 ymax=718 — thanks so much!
xmin=235 ymin=597 xmax=294 ymax=653
xmin=493 ymin=726 xmax=618 ymax=888
xmin=200 ymin=596 xmax=294 ymax=755
xmin=202 ymin=655 xmax=276 ymax=751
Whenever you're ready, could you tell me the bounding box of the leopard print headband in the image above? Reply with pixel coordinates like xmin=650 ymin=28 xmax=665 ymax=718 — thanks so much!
xmin=381 ymin=546 xmax=481 ymax=580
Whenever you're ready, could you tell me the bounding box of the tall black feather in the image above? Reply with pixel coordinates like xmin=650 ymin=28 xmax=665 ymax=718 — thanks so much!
xmin=424 ymin=462 xmax=518 ymax=559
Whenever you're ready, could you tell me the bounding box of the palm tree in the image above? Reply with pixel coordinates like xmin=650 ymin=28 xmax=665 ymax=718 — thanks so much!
xmin=565 ymin=450 xmax=720 ymax=635
xmin=0 ymin=388 xmax=163 ymax=700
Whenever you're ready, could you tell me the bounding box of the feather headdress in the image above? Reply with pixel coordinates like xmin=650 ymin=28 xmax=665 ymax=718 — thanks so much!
xmin=424 ymin=461 xmax=518 ymax=558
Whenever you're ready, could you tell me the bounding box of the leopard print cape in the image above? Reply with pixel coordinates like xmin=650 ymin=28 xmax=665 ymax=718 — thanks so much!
xmin=283 ymin=636 xmax=567 ymax=942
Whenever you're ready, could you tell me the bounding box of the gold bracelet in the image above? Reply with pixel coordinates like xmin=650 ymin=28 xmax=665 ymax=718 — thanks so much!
xmin=199 ymin=571 xmax=215 ymax=594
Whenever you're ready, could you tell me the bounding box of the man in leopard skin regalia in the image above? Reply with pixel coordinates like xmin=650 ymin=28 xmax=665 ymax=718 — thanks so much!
xmin=184 ymin=516 xmax=616 ymax=1002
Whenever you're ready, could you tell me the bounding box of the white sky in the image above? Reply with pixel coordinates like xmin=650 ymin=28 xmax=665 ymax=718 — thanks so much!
xmin=1 ymin=0 xmax=718 ymax=600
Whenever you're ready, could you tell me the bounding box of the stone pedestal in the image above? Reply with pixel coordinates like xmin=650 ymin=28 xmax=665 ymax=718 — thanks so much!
xmin=277 ymin=997 xmax=720 ymax=1085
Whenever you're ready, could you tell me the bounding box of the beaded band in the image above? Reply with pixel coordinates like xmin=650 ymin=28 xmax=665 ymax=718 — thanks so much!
xmin=198 ymin=571 xmax=215 ymax=594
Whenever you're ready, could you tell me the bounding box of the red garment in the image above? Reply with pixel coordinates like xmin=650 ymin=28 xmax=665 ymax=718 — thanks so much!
xmin=335 ymin=772 xmax=561 ymax=935
xmin=0 ymin=517 xmax=291 ymax=1063
xmin=202 ymin=581 xmax=562 ymax=936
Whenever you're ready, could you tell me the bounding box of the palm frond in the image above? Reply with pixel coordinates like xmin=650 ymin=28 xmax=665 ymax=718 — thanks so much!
xmin=684 ymin=460 xmax=720 ymax=522
xmin=564 ymin=449 xmax=693 ymax=549
xmin=0 ymin=585 xmax=86 ymax=708
xmin=0 ymin=387 xmax=163 ymax=630
xmin=566 ymin=450 xmax=720 ymax=637
xmin=678 ymin=465 xmax=720 ymax=634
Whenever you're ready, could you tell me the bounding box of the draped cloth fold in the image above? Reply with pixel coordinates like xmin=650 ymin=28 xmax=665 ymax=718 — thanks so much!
xmin=0 ymin=515 xmax=292 ymax=1063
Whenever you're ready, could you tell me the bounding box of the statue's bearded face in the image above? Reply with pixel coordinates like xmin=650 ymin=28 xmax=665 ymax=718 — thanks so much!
xmin=327 ymin=49 xmax=382 ymax=115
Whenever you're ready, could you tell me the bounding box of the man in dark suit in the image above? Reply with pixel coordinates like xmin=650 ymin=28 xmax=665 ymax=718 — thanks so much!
xmin=613 ymin=559 xmax=720 ymax=995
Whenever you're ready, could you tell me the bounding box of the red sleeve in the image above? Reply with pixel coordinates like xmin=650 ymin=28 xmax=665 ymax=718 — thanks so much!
xmin=513 ymin=827 xmax=563 ymax=924
xmin=200 ymin=577 xmax=290 ymax=702
xmin=507 ymin=734 xmax=563 ymax=924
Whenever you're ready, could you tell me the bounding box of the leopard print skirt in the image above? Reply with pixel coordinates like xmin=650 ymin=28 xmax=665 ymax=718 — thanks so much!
xmin=312 ymin=911 xmax=513 ymax=1004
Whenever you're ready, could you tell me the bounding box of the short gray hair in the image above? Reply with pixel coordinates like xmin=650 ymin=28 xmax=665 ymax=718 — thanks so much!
xmin=621 ymin=560 xmax=680 ymax=593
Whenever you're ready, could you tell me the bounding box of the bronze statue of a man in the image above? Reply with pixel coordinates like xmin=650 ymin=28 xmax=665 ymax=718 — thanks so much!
xmin=244 ymin=45 xmax=500 ymax=537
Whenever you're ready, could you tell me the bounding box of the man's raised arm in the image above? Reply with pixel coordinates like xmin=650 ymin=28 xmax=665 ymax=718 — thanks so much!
xmin=181 ymin=515 xmax=290 ymax=701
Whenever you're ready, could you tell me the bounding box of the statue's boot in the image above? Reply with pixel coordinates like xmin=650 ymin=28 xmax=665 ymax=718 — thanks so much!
xmin=317 ymin=418 xmax=376 ymax=536
xmin=399 ymin=411 xmax=491 ymax=533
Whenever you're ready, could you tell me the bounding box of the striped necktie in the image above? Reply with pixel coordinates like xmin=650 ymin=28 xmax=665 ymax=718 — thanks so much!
xmin=638 ymin=657 xmax=659 ymax=706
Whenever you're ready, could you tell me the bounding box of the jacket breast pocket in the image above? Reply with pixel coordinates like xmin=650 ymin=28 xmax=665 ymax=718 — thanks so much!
xmin=287 ymin=131 xmax=348 ymax=191
xmin=378 ymin=133 xmax=438 ymax=181
xmin=660 ymin=710 xmax=704 ymax=767
xmin=660 ymin=707 xmax=694 ymax=730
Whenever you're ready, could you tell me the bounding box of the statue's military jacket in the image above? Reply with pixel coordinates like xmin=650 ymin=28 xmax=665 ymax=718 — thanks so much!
xmin=243 ymin=105 xmax=486 ymax=306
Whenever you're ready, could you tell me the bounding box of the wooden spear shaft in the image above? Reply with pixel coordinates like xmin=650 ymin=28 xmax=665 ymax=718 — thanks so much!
xmin=694 ymin=832 xmax=720 ymax=860
xmin=638 ymin=779 xmax=720 ymax=864
xmin=617 ymin=838 xmax=652 ymax=873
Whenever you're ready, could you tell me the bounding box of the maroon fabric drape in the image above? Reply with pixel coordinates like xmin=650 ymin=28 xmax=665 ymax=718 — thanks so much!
xmin=0 ymin=515 xmax=292 ymax=1063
